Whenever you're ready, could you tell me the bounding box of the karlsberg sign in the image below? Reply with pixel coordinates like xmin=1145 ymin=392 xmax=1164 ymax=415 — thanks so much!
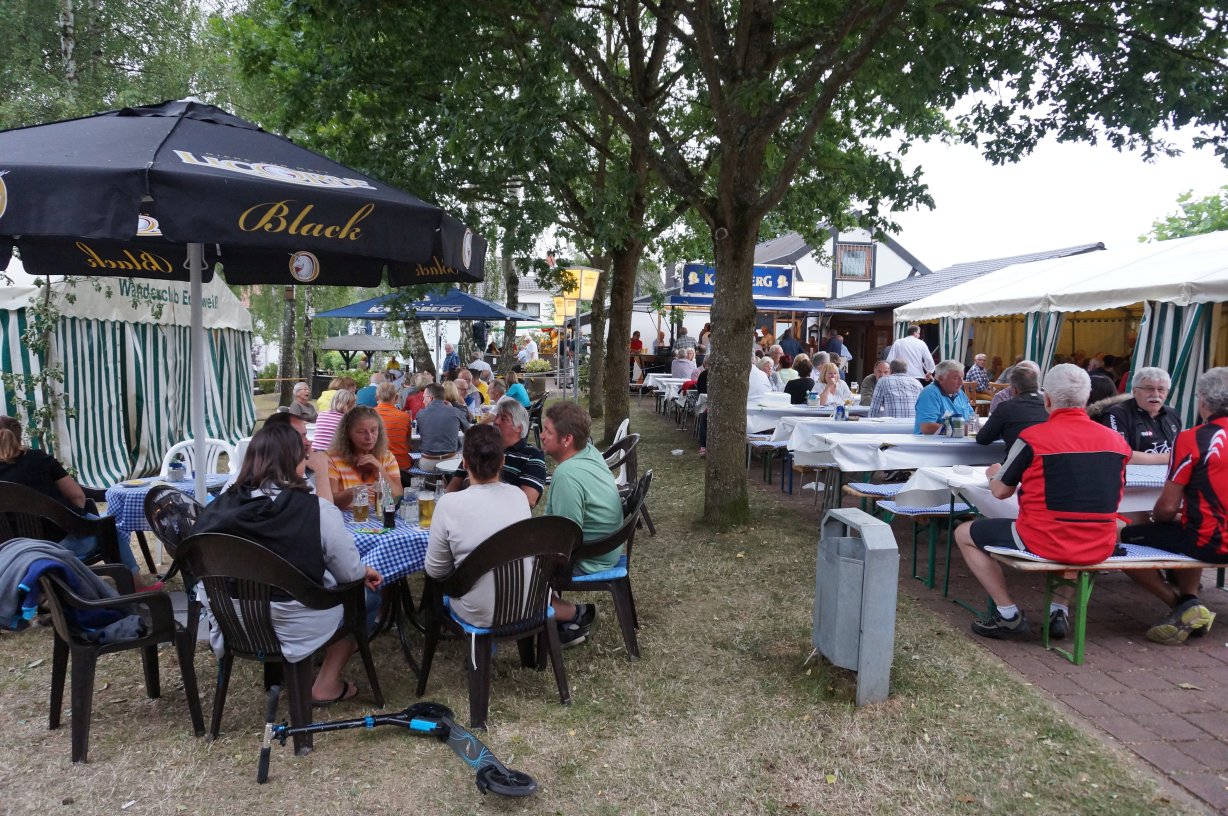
xmin=681 ymin=263 xmax=794 ymax=298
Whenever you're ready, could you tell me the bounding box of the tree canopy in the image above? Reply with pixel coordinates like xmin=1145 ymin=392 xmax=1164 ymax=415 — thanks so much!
xmin=1144 ymin=185 xmax=1228 ymax=241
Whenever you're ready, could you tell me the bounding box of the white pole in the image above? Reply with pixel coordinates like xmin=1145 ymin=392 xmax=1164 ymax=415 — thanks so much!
xmin=572 ymin=297 xmax=580 ymax=402
xmin=189 ymin=243 xmax=207 ymax=504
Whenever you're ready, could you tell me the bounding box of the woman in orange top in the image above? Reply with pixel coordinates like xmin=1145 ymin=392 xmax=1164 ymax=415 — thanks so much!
xmin=373 ymin=381 xmax=412 ymax=484
xmin=327 ymin=405 xmax=403 ymax=512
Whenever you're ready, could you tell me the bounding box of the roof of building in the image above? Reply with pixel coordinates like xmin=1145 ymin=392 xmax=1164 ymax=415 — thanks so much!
xmin=754 ymin=228 xmax=932 ymax=279
xmin=823 ymin=242 xmax=1106 ymax=310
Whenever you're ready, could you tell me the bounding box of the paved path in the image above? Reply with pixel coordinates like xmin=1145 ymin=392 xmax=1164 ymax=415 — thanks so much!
xmin=741 ymin=452 xmax=1228 ymax=812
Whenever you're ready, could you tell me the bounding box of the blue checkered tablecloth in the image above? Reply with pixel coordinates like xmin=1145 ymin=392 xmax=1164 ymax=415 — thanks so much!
xmin=104 ymin=475 xmax=231 ymax=540
xmin=349 ymin=515 xmax=429 ymax=583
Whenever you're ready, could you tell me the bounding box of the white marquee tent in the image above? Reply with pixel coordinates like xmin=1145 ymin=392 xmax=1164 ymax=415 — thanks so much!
xmin=0 ymin=273 xmax=255 ymax=487
xmin=894 ymin=230 xmax=1228 ymax=426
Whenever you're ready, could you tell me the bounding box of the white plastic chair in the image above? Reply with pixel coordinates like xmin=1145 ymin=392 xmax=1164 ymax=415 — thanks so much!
xmin=610 ymin=418 xmax=631 ymax=485
xmin=159 ymin=439 xmax=238 ymax=479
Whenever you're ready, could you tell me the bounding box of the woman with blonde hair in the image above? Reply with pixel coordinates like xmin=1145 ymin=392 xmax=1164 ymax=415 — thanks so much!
xmin=326 ymin=405 xmax=402 ymax=513
xmin=312 ymin=389 xmax=355 ymax=452
xmin=814 ymin=361 xmax=853 ymax=406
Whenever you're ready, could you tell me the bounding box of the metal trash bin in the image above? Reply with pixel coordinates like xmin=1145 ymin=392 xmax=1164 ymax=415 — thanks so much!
xmin=813 ymin=507 xmax=899 ymax=705
xmin=311 ymin=374 xmax=332 ymax=400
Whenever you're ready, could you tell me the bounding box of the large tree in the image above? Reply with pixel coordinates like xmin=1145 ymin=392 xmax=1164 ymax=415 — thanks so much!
xmin=531 ymin=0 xmax=1228 ymax=525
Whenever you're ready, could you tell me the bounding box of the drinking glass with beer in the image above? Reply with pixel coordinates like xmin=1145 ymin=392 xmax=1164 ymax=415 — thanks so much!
xmin=417 ymin=480 xmax=436 ymax=529
xmin=352 ymin=485 xmax=370 ymax=523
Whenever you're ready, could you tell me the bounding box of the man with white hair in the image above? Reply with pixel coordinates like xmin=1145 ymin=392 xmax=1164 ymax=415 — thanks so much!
xmin=1097 ymin=366 xmax=1182 ymax=465
xmin=445 ymin=397 xmax=547 ymax=507
xmin=914 ymin=359 xmax=976 ymax=434
xmin=468 ymin=350 xmax=493 ymax=376
xmin=441 ymin=343 xmax=461 ymax=375
xmin=954 ymin=364 xmax=1132 ymax=640
xmin=355 ymin=372 xmax=384 ymax=407
xmin=967 ymin=353 xmax=992 ymax=397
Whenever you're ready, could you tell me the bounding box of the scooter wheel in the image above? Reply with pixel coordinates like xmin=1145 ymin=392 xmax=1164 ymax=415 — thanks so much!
xmin=475 ymin=766 xmax=538 ymax=798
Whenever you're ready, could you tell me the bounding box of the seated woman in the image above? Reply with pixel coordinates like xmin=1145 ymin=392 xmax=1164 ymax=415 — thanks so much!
xmin=0 ymin=416 xmax=157 ymax=586
xmin=777 ymin=354 xmax=797 ymax=384
xmin=287 ymin=381 xmax=319 ymax=423
xmin=314 ymin=377 xmax=344 ymax=414
xmin=193 ymin=423 xmax=382 ymax=705
xmin=504 ymin=370 xmax=532 ymax=408
xmin=424 ymin=424 xmax=531 ymax=626
xmin=326 ymin=406 xmax=403 ymax=512
xmin=814 ymin=361 xmax=853 ymax=406
xmin=312 ymin=389 xmax=355 ymax=452
xmin=783 ymin=359 xmax=815 ymax=404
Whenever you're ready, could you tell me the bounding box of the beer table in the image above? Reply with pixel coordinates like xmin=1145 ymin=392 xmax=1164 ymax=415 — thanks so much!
xmin=746 ymin=401 xmax=870 ymax=434
xmin=893 ymin=464 xmax=1167 ymax=520
xmin=349 ymin=513 xmax=429 ymax=584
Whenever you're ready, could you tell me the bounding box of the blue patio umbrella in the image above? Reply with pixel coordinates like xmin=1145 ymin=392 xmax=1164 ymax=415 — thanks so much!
xmin=317 ymin=289 xmax=530 ymax=367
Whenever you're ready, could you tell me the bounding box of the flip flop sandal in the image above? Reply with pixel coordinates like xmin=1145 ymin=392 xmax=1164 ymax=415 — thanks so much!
xmin=311 ymin=680 xmax=358 ymax=707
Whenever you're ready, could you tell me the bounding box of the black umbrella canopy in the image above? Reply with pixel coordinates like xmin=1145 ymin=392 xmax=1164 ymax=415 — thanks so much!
xmin=0 ymin=99 xmax=485 ymax=286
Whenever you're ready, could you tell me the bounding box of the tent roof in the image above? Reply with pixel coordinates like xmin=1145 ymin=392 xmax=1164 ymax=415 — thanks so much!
xmin=0 ymin=273 xmax=251 ymax=331
xmin=895 ymin=230 xmax=1228 ymax=322
xmin=826 ymin=242 xmax=1105 ymax=310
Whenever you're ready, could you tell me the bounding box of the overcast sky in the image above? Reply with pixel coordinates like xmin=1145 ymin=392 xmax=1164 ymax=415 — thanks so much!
xmin=888 ymin=128 xmax=1228 ymax=271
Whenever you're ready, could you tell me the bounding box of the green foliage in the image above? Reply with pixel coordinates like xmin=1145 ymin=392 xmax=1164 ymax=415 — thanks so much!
xmin=524 ymin=358 xmax=553 ymax=373
xmin=1143 ymin=186 xmax=1228 ymax=241
xmin=0 ymin=0 xmax=234 ymax=128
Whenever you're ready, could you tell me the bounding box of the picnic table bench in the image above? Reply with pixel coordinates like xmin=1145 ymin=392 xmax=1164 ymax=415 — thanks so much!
xmin=985 ymin=543 xmax=1223 ymax=665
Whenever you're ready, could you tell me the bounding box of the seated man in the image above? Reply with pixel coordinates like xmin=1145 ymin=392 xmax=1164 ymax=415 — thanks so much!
xmin=671 ymin=348 xmax=697 ymax=381
xmin=424 ymin=424 xmax=532 ymax=627
xmin=468 ymin=350 xmax=493 ymax=377
xmin=859 ymin=360 xmax=890 ymax=407
xmin=414 ymin=383 xmax=470 ymax=472
xmin=953 ymin=365 xmax=1131 ymax=639
xmin=1119 ymin=367 xmax=1228 ymax=644
xmin=355 ymin=372 xmax=384 ymax=408
xmin=975 ymin=364 xmax=1048 ymax=458
xmin=541 ymin=401 xmax=624 ymax=647
xmin=966 ymin=353 xmax=993 ymax=399
xmin=914 ymin=359 xmax=975 ymax=434
xmin=868 ymin=360 xmax=923 ymax=417
xmin=446 ymin=398 xmax=547 ymax=507
xmin=1094 ymin=366 xmax=1182 ymax=465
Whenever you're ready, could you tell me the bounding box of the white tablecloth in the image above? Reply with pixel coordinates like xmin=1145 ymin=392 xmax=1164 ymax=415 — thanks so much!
xmin=644 ymin=374 xmax=686 ymax=392
xmin=746 ymin=403 xmax=870 ymax=434
xmin=770 ymin=415 xmax=916 ymax=444
xmin=791 ymin=432 xmax=1005 ymax=471
xmin=894 ymin=464 xmax=1167 ymax=519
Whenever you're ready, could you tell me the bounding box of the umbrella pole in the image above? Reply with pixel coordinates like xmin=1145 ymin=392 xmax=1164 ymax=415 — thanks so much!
xmin=189 ymin=243 xmax=207 ymax=504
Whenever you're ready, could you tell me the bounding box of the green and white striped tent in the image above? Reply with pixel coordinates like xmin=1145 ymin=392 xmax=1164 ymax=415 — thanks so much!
xmin=894 ymin=230 xmax=1228 ymax=427
xmin=0 ymin=274 xmax=254 ymax=487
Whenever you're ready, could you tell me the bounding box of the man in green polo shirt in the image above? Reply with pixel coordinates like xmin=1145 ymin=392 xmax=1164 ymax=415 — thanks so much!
xmin=542 ymin=400 xmax=624 ymax=647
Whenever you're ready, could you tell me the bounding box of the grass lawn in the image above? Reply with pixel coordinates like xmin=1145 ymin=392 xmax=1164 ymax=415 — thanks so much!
xmin=0 ymin=398 xmax=1193 ymax=815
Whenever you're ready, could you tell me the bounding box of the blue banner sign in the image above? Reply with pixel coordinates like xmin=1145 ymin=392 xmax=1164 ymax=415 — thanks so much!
xmin=681 ymin=263 xmax=793 ymax=297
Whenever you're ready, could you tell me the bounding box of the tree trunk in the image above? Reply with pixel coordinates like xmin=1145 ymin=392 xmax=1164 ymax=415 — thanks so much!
xmin=601 ymin=244 xmax=641 ymax=442
xmin=498 ymin=250 xmax=519 ymax=377
xmin=587 ymin=257 xmax=610 ymax=424
xmin=403 ymin=319 xmax=435 ymax=375
xmin=703 ymin=220 xmax=760 ymax=526
xmin=277 ymin=286 xmax=296 ymax=406
xmin=298 ymin=286 xmax=314 ymax=380
xmin=59 ymin=0 xmax=77 ymax=86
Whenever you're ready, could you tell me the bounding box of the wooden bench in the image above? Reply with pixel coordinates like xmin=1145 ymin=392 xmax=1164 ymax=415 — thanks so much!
xmin=986 ymin=546 xmax=1221 ymax=665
